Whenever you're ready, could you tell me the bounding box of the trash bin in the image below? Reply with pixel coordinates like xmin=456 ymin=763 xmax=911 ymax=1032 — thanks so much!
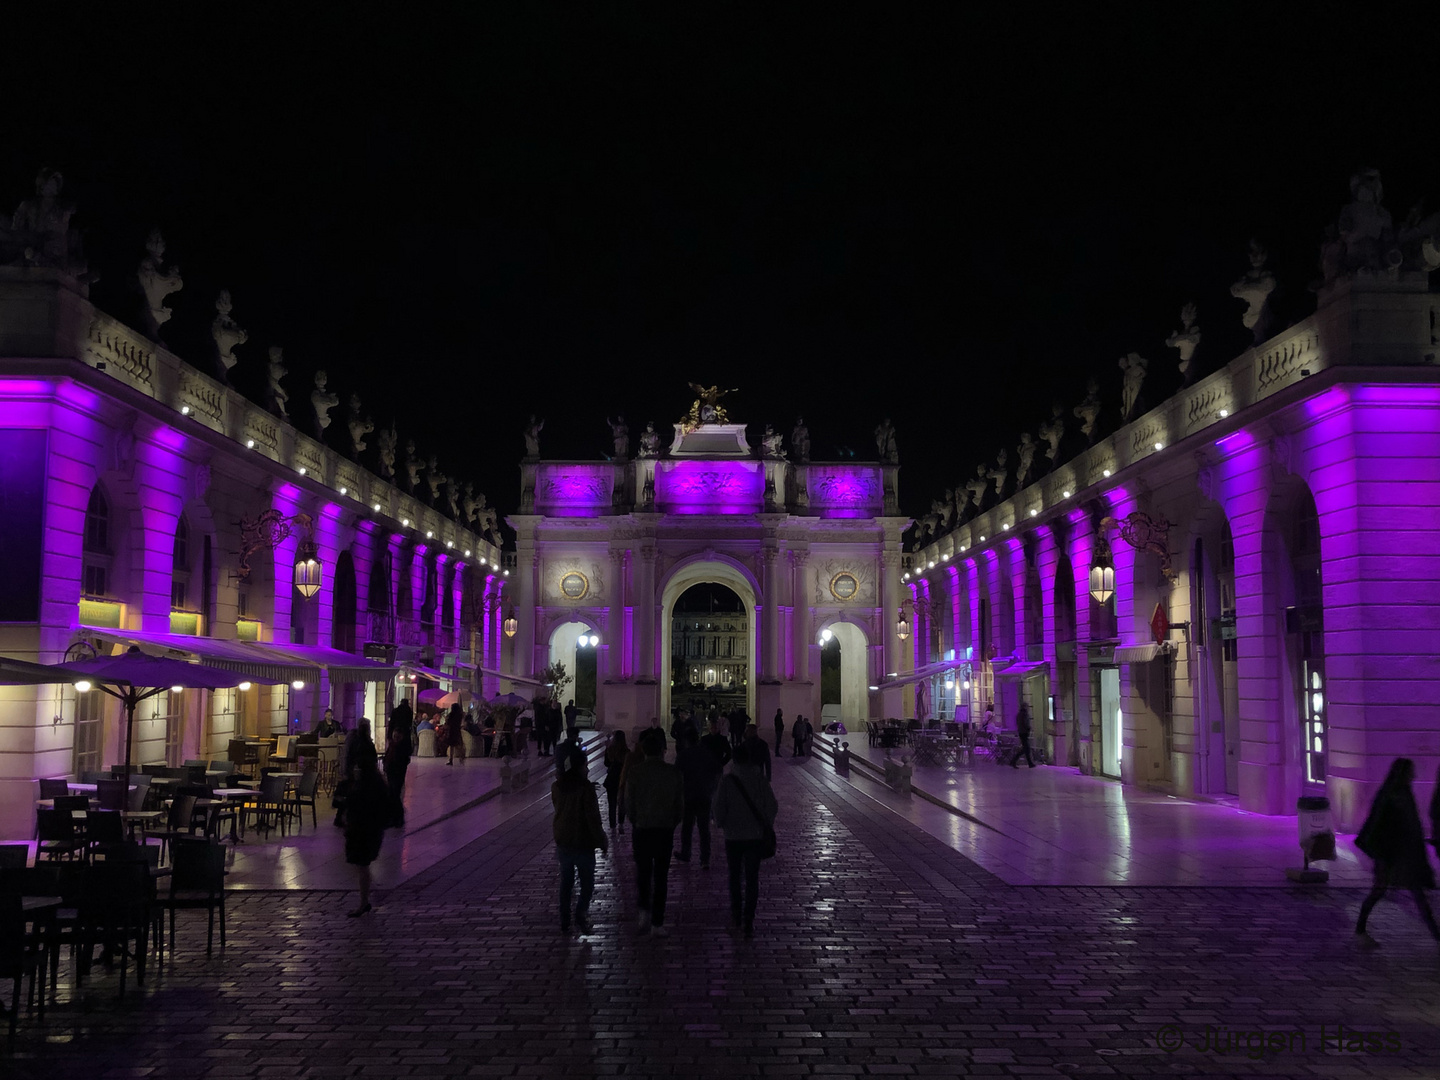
xmin=1287 ymin=795 xmax=1335 ymax=883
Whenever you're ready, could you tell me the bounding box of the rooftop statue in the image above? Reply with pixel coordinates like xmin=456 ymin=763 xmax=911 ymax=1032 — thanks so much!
xmin=791 ymin=416 xmax=811 ymax=463
xmin=311 ymin=370 xmax=339 ymax=436
xmin=684 ymin=383 xmax=738 ymax=428
xmin=607 ymin=415 xmax=630 ymax=459
xmin=637 ymin=421 xmax=661 ymax=458
xmin=137 ymin=228 xmax=182 ymax=339
xmin=1015 ymin=432 xmax=1037 ymax=487
xmin=1165 ymin=302 xmax=1202 ymax=384
xmin=467 ymin=488 xmax=499 ymax=545
xmin=211 ymin=290 xmax=248 ymax=378
xmin=445 ymin=480 xmax=461 ymax=521
xmin=375 ymin=422 xmax=398 ymax=481
xmin=347 ymin=393 xmax=373 ymax=457
xmin=266 ymin=347 xmax=288 ymax=421
xmin=1230 ymin=238 xmax=1276 ymax=341
xmin=403 ymin=439 xmax=422 ymax=493
xmin=1073 ymin=378 xmax=1102 ymax=441
xmin=1038 ymin=403 xmax=1065 ymax=462
xmin=938 ymin=491 xmax=955 ymax=532
xmin=874 ymin=417 xmax=898 ymax=463
xmin=425 ymin=456 xmax=447 ymax=505
xmin=523 ymin=415 xmax=544 ymax=458
xmin=987 ymin=448 xmax=1009 ymax=497
xmin=918 ymin=501 xmax=942 ymax=544
xmin=761 ymin=424 xmax=785 ymax=458
xmin=1 ymin=167 xmax=95 ymax=290
xmin=1316 ymin=169 xmax=1440 ymax=287
xmin=1118 ymin=353 xmax=1149 ymax=422
xmin=964 ymin=464 xmax=989 ymax=513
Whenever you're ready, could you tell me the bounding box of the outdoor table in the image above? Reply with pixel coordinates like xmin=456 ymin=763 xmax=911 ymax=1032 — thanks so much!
xmin=121 ymin=809 xmax=164 ymax=841
xmin=204 ymin=788 xmax=254 ymax=843
xmin=910 ymin=734 xmax=940 ymax=765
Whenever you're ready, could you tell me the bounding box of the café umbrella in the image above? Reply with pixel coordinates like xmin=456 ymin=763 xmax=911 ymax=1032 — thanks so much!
xmin=60 ymin=646 xmax=281 ymax=787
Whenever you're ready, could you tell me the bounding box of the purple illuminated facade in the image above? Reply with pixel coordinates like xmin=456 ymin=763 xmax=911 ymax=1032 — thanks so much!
xmin=0 ymin=268 xmax=503 ymax=840
xmin=509 ymin=426 xmax=909 ymax=733
xmin=905 ymin=272 xmax=1440 ymax=829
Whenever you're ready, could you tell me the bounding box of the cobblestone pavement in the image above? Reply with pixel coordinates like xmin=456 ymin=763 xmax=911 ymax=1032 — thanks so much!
xmin=8 ymin=759 xmax=1440 ymax=1078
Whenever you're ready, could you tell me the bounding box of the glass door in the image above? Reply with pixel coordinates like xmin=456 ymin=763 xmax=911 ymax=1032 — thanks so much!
xmin=1099 ymin=667 xmax=1121 ymax=778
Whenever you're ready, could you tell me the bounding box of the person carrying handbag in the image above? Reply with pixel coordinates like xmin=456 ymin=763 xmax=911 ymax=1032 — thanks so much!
xmin=712 ymin=742 xmax=779 ymax=939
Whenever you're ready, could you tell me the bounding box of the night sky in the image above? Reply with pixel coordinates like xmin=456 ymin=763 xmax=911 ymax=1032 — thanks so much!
xmin=6 ymin=6 xmax=1438 ymax=544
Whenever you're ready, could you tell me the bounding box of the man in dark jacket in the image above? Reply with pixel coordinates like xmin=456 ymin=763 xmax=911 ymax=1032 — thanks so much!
xmin=675 ymin=732 xmax=722 ymax=868
xmin=742 ymin=723 xmax=772 ymax=781
xmin=624 ymin=728 xmax=684 ymax=935
xmin=551 ymin=743 xmax=608 ymax=935
xmin=700 ymin=716 xmax=732 ymax=770
xmin=1011 ymin=703 xmax=1035 ymax=768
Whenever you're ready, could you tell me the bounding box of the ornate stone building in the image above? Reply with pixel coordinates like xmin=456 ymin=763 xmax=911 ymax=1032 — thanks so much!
xmin=506 ymin=419 xmax=909 ymax=732
xmin=902 ymin=175 xmax=1440 ymax=829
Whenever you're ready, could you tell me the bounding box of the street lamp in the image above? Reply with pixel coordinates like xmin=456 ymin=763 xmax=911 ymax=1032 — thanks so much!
xmin=294 ymin=539 xmax=322 ymax=598
xmin=896 ymin=608 xmax=911 ymax=641
xmin=237 ymin=509 xmax=324 ymax=599
xmin=503 ymin=609 xmax=518 ymax=638
xmin=1089 ymin=530 xmax=1115 ymax=605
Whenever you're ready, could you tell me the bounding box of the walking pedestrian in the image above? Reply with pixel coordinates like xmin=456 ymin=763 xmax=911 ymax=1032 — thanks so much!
xmin=712 ymin=742 xmax=778 ymax=939
xmin=343 ymin=721 xmax=389 ymax=917
xmin=384 ymin=700 xmax=414 ymax=827
xmin=445 ymin=703 xmax=466 ymax=765
xmin=675 ymin=731 xmax=721 ymax=868
xmin=1010 ymin=703 xmax=1035 ymax=767
xmin=603 ymin=729 xmax=629 ymax=832
xmin=552 ymin=742 xmax=608 ymax=935
xmin=564 ymin=698 xmax=579 ymax=739
xmin=624 ymin=728 xmax=683 ymax=936
xmin=773 ymin=708 xmax=785 ymax=757
xmin=728 ymin=707 xmax=746 ymax=750
xmin=742 ymin=723 xmax=772 ymax=781
xmin=792 ymin=715 xmax=807 ymax=758
xmin=1355 ymin=757 xmax=1440 ymax=942
xmin=700 ymin=716 xmax=732 ymax=770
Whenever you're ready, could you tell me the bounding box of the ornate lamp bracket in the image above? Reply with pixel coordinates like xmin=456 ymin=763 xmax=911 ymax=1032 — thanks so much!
xmin=236 ymin=509 xmax=317 ymax=584
xmin=1102 ymin=512 xmax=1179 ymax=582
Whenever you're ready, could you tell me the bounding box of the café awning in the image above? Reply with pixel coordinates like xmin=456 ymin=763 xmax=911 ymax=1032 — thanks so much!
xmin=1113 ymin=641 xmax=1173 ymax=664
xmin=244 ymin=641 xmax=398 ymax=683
xmin=78 ymin=625 xmax=312 ymax=683
xmin=994 ymin=659 xmax=1050 ymax=681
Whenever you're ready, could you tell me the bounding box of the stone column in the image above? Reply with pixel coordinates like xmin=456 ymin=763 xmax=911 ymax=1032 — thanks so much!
xmin=878 ymin=547 xmax=903 ymax=718
xmin=1035 ymin=525 xmax=1061 ymax=761
xmin=964 ymin=557 xmax=982 ymax=723
xmin=1067 ymin=518 xmax=1098 ymax=774
xmin=636 ymin=541 xmax=657 ymax=682
xmin=607 ymin=545 xmax=626 ymax=681
xmin=760 ymin=545 xmax=779 ymax=681
xmin=516 ymin=542 xmax=538 ymax=680
xmin=791 ymin=548 xmax=812 ymax=683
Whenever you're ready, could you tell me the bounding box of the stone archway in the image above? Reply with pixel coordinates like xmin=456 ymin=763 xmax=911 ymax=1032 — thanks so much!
xmin=548 ymin=618 xmax=600 ymax=710
xmin=659 ymin=557 xmax=759 ymax=722
xmin=816 ymin=617 xmax=870 ymax=726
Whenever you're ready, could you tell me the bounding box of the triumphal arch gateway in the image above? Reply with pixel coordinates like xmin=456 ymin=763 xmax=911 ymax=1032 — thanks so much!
xmin=506 ymin=397 xmax=910 ymax=729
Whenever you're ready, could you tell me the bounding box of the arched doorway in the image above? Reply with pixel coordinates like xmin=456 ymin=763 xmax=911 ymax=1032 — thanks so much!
xmin=549 ymin=619 xmax=599 ymax=710
xmin=659 ymin=559 xmax=759 ymax=722
xmin=671 ymin=583 xmax=748 ymax=718
xmin=817 ymin=619 xmax=869 ymax=726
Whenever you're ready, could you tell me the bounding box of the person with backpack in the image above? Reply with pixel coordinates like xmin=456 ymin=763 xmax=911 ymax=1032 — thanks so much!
xmin=712 ymin=742 xmax=779 ymax=939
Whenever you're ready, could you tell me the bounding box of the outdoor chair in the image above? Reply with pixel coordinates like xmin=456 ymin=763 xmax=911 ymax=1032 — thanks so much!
xmin=286 ymin=770 xmax=320 ymax=831
xmin=81 ymin=857 xmax=153 ymax=998
xmin=157 ymin=838 xmax=227 ymax=965
xmin=244 ymin=776 xmax=289 ymax=838
xmin=1 ymin=893 xmax=47 ymax=1036
xmin=35 ymin=809 xmax=84 ymax=862
xmin=271 ymin=735 xmax=299 ymax=768
xmin=37 ymin=779 xmax=69 ymax=801
xmin=84 ymin=811 xmax=126 ymax=859
xmin=96 ymin=778 xmax=128 ymax=811
xmin=316 ymin=737 xmax=341 ymax=793
xmin=153 ymin=795 xmax=199 ymax=864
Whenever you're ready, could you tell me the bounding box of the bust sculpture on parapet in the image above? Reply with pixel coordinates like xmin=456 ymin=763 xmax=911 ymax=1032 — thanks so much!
xmin=790 ymin=417 xmax=811 ymax=463
xmin=1118 ymin=353 xmax=1149 ymax=422
xmin=376 ymin=422 xmax=397 ymax=481
xmin=311 ymin=371 xmax=339 ymax=437
xmin=1165 ymin=302 xmax=1202 ymax=385
xmin=425 ymin=457 xmax=448 ymax=505
xmin=403 ymin=439 xmax=422 ymax=493
xmin=637 ymin=421 xmax=661 ymax=458
xmin=1 ymin=167 xmax=95 ymax=290
xmin=761 ymin=424 xmax=785 ymax=458
xmin=683 ymin=383 xmax=738 ymax=429
xmin=211 ymin=290 xmax=248 ymax=379
xmin=266 ymin=347 xmax=289 ymax=420
xmin=347 ymin=394 xmax=374 ymax=458
xmin=1073 ymin=379 xmax=1102 ymax=442
xmin=874 ymin=417 xmax=898 ymax=463
xmin=523 ymin=415 xmax=544 ymax=458
xmin=607 ymin=416 xmax=630 ymax=459
xmin=1038 ymin=404 xmax=1065 ymax=462
xmin=137 ymin=228 xmax=182 ymax=339
xmin=1230 ymin=239 xmax=1276 ymax=342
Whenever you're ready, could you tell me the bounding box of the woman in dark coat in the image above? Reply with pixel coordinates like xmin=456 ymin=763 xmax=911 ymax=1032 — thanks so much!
xmin=445 ymin=703 xmax=465 ymax=765
xmin=603 ymin=730 xmax=629 ymax=832
xmin=344 ymin=719 xmax=389 ymax=917
xmin=1355 ymin=757 xmax=1440 ymax=941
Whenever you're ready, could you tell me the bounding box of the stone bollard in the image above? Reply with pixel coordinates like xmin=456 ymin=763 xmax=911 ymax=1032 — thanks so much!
xmin=833 ymin=741 xmax=851 ymax=777
xmin=884 ymin=756 xmax=912 ymax=795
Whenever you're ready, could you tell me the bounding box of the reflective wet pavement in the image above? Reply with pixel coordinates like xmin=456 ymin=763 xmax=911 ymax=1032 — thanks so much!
xmin=8 ymin=749 xmax=1440 ymax=1078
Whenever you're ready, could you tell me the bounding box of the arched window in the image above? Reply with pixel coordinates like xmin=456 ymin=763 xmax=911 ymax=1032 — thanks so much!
xmin=171 ymin=516 xmax=191 ymax=610
xmin=333 ymin=550 xmax=358 ymax=653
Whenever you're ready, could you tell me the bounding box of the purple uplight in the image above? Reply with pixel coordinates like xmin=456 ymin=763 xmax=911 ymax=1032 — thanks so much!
xmin=1214 ymin=429 xmax=1250 ymax=449
xmin=808 ymin=466 xmax=883 ymax=517
xmin=0 ymin=380 xmax=55 ymax=397
xmin=535 ymin=465 xmax=613 ymax=514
